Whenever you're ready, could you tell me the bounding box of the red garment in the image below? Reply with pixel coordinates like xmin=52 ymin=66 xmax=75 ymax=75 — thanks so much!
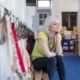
xmin=26 ymin=33 xmax=35 ymax=55
xmin=27 ymin=40 xmax=30 ymax=50
xmin=11 ymin=23 xmax=26 ymax=73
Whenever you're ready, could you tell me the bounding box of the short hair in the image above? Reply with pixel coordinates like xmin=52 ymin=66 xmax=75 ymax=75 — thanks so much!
xmin=39 ymin=15 xmax=60 ymax=33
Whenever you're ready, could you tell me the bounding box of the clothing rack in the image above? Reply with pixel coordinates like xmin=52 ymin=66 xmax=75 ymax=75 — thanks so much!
xmin=0 ymin=3 xmax=34 ymax=39
xmin=0 ymin=3 xmax=25 ymax=26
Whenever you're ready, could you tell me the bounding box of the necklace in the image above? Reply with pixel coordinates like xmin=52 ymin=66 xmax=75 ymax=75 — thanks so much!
xmin=48 ymin=36 xmax=56 ymax=51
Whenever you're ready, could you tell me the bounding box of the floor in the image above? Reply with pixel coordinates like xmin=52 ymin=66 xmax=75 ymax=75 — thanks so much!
xmin=53 ymin=55 xmax=80 ymax=80
xmin=63 ymin=52 xmax=74 ymax=56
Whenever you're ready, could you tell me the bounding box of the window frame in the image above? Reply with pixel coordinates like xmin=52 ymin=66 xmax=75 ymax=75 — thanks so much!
xmin=38 ymin=12 xmax=49 ymax=25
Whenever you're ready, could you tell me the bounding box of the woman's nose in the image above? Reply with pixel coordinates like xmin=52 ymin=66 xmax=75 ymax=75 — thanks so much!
xmin=57 ymin=24 xmax=59 ymax=28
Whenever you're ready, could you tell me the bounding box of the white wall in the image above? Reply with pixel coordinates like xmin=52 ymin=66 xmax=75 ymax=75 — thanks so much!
xmin=51 ymin=0 xmax=78 ymax=29
xmin=0 ymin=0 xmax=13 ymax=10
xmin=26 ymin=6 xmax=36 ymax=29
xmin=0 ymin=0 xmax=36 ymax=28
xmin=14 ymin=0 xmax=27 ymax=23
xmin=0 ymin=0 xmax=27 ymax=23
xmin=51 ymin=0 xmax=62 ymax=28
xmin=0 ymin=0 xmax=78 ymax=29
xmin=62 ymin=0 xmax=78 ymax=12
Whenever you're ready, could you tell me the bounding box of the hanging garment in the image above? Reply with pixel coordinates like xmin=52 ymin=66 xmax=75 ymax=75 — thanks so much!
xmin=11 ymin=37 xmax=32 ymax=80
xmin=0 ymin=40 xmax=11 ymax=80
xmin=26 ymin=33 xmax=35 ymax=55
xmin=11 ymin=46 xmax=32 ymax=80
xmin=16 ymin=23 xmax=28 ymax=39
xmin=11 ymin=23 xmax=26 ymax=73
xmin=0 ymin=6 xmax=4 ymax=21
xmin=0 ymin=15 xmax=13 ymax=80
xmin=19 ymin=46 xmax=31 ymax=79
xmin=11 ymin=23 xmax=33 ymax=80
xmin=0 ymin=21 xmax=7 ymax=44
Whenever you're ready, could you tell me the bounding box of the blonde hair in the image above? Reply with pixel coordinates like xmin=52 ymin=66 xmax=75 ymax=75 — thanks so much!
xmin=39 ymin=15 xmax=60 ymax=33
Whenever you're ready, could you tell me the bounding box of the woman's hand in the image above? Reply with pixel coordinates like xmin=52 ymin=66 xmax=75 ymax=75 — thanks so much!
xmin=57 ymin=53 xmax=63 ymax=56
xmin=56 ymin=33 xmax=62 ymax=41
xmin=55 ymin=29 xmax=61 ymax=36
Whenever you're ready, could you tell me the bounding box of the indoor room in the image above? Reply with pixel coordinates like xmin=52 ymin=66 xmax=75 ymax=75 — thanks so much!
xmin=0 ymin=0 xmax=80 ymax=80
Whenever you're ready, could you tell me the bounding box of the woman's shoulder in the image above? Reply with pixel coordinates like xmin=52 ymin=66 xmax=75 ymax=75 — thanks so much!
xmin=37 ymin=31 xmax=47 ymax=39
xmin=38 ymin=31 xmax=46 ymax=35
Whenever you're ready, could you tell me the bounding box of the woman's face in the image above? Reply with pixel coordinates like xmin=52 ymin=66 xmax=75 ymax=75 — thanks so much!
xmin=49 ymin=20 xmax=60 ymax=33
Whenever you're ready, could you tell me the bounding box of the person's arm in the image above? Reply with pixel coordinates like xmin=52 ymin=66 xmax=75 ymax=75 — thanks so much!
xmin=38 ymin=38 xmax=56 ymax=58
xmin=56 ymin=33 xmax=63 ymax=56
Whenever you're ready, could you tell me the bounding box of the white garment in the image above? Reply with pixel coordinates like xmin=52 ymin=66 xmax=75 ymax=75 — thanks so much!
xmin=0 ymin=23 xmax=2 ymax=39
xmin=0 ymin=15 xmax=13 ymax=80
xmin=0 ymin=41 xmax=11 ymax=80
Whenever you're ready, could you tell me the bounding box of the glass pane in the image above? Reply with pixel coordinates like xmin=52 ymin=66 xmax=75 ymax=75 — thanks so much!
xmin=44 ymin=13 xmax=47 ymax=19
xmin=38 ymin=0 xmax=50 ymax=7
xmin=39 ymin=20 xmax=44 ymax=25
xmin=70 ymin=13 xmax=77 ymax=30
xmin=39 ymin=14 xmax=43 ymax=19
xmin=44 ymin=20 xmax=45 ymax=23
xmin=62 ymin=13 xmax=68 ymax=29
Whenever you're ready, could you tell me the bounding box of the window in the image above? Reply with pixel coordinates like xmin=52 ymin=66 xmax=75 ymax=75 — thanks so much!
xmin=39 ymin=13 xmax=48 ymax=25
xmin=37 ymin=0 xmax=51 ymax=7
xmin=62 ymin=12 xmax=77 ymax=30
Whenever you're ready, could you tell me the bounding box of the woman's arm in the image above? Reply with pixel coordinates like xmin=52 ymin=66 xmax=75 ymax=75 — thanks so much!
xmin=38 ymin=38 xmax=56 ymax=58
xmin=56 ymin=33 xmax=63 ymax=56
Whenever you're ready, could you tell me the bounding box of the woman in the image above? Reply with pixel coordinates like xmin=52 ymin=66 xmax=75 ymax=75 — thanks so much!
xmin=32 ymin=16 xmax=66 ymax=80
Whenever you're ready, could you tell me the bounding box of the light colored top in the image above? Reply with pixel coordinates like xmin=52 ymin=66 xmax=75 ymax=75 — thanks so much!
xmin=32 ymin=31 xmax=57 ymax=60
